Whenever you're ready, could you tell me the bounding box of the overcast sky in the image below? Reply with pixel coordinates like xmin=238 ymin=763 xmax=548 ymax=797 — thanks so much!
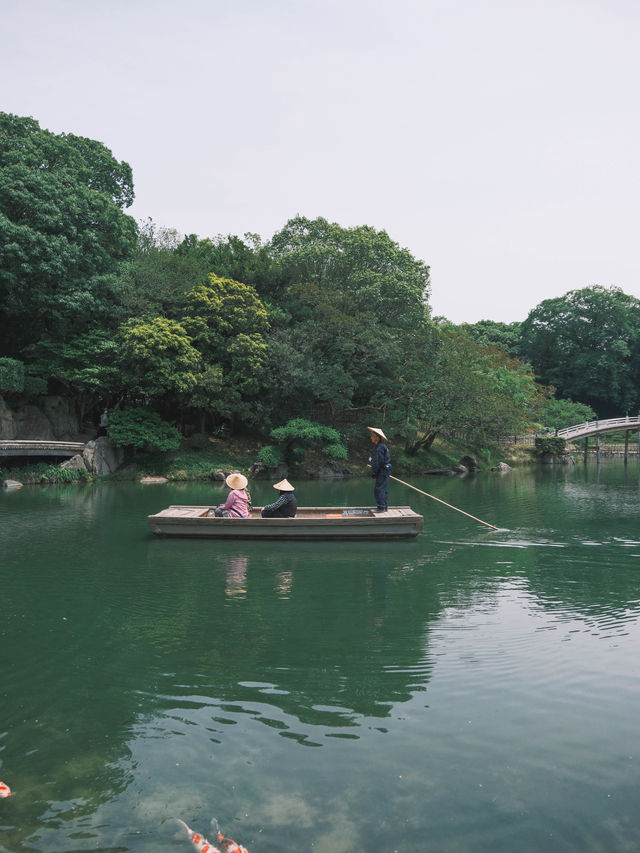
xmin=3 ymin=0 xmax=639 ymax=323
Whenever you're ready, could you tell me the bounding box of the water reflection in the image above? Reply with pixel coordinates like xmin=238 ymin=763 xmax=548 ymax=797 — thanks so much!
xmin=3 ymin=470 xmax=640 ymax=851
xmin=225 ymin=555 xmax=248 ymax=599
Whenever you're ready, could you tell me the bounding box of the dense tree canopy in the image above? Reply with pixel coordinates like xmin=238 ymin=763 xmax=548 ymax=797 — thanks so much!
xmin=519 ymin=286 xmax=640 ymax=417
xmin=460 ymin=319 xmax=523 ymax=359
xmin=2 ymin=112 xmax=614 ymax=456
xmin=0 ymin=112 xmax=137 ymax=353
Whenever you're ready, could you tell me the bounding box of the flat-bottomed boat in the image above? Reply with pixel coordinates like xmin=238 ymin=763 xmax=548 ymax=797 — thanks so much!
xmin=148 ymin=505 xmax=423 ymax=540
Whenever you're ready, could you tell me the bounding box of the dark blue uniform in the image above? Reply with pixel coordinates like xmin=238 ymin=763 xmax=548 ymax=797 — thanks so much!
xmin=370 ymin=441 xmax=391 ymax=510
xmin=261 ymin=491 xmax=297 ymax=518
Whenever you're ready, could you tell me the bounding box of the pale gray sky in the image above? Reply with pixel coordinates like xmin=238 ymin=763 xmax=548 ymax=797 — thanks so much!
xmin=2 ymin=0 xmax=639 ymax=323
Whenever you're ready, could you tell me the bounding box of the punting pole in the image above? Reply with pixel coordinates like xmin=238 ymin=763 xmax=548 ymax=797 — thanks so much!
xmin=390 ymin=474 xmax=501 ymax=531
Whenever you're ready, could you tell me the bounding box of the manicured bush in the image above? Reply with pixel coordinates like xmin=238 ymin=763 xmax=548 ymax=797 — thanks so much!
xmin=108 ymin=408 xmax=182 ymax=452
xmin=535 ymin=436 xmax=567 ymax=455
xmin=264 ymin=418 xmax=348 ymax=465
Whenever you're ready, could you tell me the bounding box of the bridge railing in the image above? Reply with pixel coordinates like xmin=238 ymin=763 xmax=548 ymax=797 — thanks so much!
xmin=0 ymin=440 xmax=85 ymax=457
xmin=557 ymin=416 xmax=640 ymax=439
xmin=500 ymin=416 xmax=640 ymax=445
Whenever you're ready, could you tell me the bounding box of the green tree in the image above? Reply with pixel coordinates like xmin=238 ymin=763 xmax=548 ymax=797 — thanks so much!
xmin=0 ymin=112 xmax=137 ymax=353
xmin=539 ymin=397 xmax=596 ymax=431
xmin=0 ymin=357 xmax=24 ymax=393
xmin=258 ymin=418 xmax=348 ymax=468
xmin=269 ymin=215 xmax=430 ymax=328
xmin=460 ymin=319 xmax=523 ymax=358
xmin=182 ymin=273 xmax=269 ymax=427
xmin=262 ymin=216 xmax=433 ymax=425
xmin=519 ymin=286 xmax=640 ymax=416
xmin=122 ymin=219 xmax=210 ymax=320
xmin=117 ymin=317 xmax=200 ymax=401
xmin=401 ymin=328 xmax=546 ymax=453
xmin=24 ymin=331 xmax=120 ymax=425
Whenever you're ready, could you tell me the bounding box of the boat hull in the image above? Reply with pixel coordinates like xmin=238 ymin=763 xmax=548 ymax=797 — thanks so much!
xmin=148 ymin=505 xmax=423 ymax=540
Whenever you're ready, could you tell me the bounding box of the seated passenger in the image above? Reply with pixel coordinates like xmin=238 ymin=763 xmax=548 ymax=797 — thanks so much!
xmin=214 ymin=473 xmax=251 ymax=517
xmin=261 ymin=479 xmax=297 ymax=518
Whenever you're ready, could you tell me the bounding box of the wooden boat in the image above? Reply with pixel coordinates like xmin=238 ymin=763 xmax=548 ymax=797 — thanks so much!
xmin=148 ymin=505 xmax=423 ymax=540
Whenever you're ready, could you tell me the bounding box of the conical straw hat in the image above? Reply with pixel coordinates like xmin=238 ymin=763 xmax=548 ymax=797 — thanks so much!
xmin=273 ymin=478 xmax=294 ymax=491
xmin=367 ymin=426 xmax=388 ymax=441
xmin=226 ymin=472 xmax=248 ymax=490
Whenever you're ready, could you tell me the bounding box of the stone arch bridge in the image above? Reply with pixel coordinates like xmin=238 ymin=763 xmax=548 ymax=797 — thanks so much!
xmin=0 ymin=440 xmax=85 ymax=458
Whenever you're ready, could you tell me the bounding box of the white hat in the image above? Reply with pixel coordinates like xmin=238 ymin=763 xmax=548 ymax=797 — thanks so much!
xmin=367 ymin=426 xmax=388 ymax=441
xmin=226 ymin=472 xmax=248 ymax=490
xmin=273 ymin=478 xmax=295 ymax=491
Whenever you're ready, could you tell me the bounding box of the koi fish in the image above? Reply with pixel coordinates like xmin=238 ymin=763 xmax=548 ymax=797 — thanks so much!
xmin=0 ymin=781 xmax=11 ymax=798
xmin=211 ymin=818 xmax=249 ymax=853
xmin=175 ymin=818 xmax=248 ymax=853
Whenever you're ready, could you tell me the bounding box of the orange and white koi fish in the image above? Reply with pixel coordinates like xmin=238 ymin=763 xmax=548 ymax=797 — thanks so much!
xmin=0 ymin=781 xmax=11 ymax=798
xmin=210 ymin=818 xmax=248 ymax=853
xmin=175 ymin=818 xmax=248 ymax=853
xmin=175 ymin=819 xmax=221 ymax=852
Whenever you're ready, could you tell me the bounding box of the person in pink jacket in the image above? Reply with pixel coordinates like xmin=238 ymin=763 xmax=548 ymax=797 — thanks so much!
xmin=214 ymin=472 xmax=251 ymax=517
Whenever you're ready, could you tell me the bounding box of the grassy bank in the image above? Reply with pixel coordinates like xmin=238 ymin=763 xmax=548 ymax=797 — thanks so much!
xmin=1 ymin=434 xmax=523 ymax=486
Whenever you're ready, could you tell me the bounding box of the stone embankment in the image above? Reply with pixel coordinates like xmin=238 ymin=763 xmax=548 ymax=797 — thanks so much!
xmin=0 ymin=394 xmax=82 ymax=441
xmin=0 ymin=395 xmax=122 ymax=477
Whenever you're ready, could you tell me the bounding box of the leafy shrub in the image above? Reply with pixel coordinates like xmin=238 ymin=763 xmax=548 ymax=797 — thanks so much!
xmin=108 ymin=408 xmax=182 ymax=452
xmin=257 ymin=444 xmax=283 ymax=468
xmin=265 ymin=418 xmax=347 ymax=465
xmin=535 ymin=436 xmax=567 ymax=455
xmin=1 ymin=462 xmax=89 ymax=484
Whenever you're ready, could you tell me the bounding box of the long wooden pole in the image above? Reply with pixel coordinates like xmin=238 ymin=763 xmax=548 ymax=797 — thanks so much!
xmin=390 ymin=474 xmax=501 ymax=531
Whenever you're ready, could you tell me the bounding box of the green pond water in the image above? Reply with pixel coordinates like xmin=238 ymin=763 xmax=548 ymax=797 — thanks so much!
xmin=1 ymin=463 xmax=640 ymax=852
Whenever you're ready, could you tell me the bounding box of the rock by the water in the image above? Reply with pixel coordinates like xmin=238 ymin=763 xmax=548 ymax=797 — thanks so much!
xmin=248 ymin=460 xmax=288 ymax=480
xmin=140 ymin=476 xmax=169 ymax=484
xmin=316 ymin=460 xmax=354 ymax=479
xmin=459 ymin=455 xmax=480 ymax=472
xmin=60 ymin=454 xmax=88 ymax=471
xmin=2 ymin=479 xmax=23 ymax=489
xmin=490 ymin=462 xmax=512 ymax=473
xmin=83 ymin=437 xmax=124 ymax=476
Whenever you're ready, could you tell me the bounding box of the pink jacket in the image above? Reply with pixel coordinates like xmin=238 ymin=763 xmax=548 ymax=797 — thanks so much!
xmin=218 ymin=489 xmax=250 ymax=518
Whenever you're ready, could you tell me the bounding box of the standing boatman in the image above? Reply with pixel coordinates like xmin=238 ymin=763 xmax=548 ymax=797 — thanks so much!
xmin=368 ymin=427 xmax=391 ymax=512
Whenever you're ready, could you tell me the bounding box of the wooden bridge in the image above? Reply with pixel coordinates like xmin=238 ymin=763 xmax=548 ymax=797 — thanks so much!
xmin=0 ymin=440 xmax=85 ymax=458
xmin=508 ymin=416 xmax=640 ymax=460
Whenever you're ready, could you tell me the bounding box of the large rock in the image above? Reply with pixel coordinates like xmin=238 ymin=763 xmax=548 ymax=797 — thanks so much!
xmin=459 ymin=455 xmax=480 ymax=472
xmin=316 ymin=460 xmax=354 ymax=479
xmin=0 ymin=395 xmax=16 ymax=439
xmin=14 ymin=405 xmax=54 ymax=439
xmin=2 ymin=479 xmax=23 ymax=489
xmin=82 ymin=438 xmax=124 ymax=476
xmin=0 ymin=395 xmax=81 ymax=440
xmin=60 ymin=454 xmax=88 ymax=472
xmin=248 ymin=460 xmax=288 ymax=480
xmin=41 ymin=396 xmax=79 ymax=439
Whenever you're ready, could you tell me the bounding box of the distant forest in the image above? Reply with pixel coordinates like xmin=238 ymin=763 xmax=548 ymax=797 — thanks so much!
xmin=2 ymin=111 xmax=639 ymax=455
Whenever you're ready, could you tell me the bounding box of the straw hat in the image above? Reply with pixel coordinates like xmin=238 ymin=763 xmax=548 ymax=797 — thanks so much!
xmin=273 ymin=478 xmax=295 ymax=491
xmin=367 ymin=426 xmax=388 ymax=441
xmin=226 ymin=472 xmax=248 ymax=490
